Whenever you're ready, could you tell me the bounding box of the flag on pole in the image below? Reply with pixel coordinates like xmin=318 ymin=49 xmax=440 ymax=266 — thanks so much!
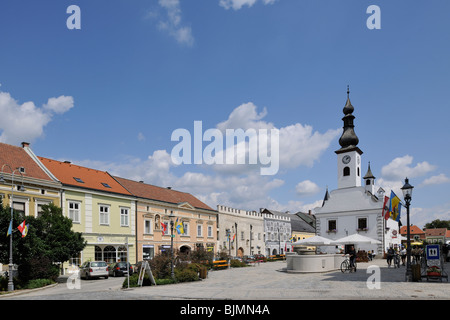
xmin=6 ymin=220 xmax=12 ymax=236
xmin=161 ymin=222 xmax=168 ymax=236
xmin=389 ymin=191 xmax=401 ymax=221
xmin=176 ymin=219 xmax=184 ymax=235
xmin=382 ymin=196 xmax=390 ymax=220
xmin=17 ymin=220 xmax=29 ymax=238
xmin=393 ymin=202 xmax=402 ymax=222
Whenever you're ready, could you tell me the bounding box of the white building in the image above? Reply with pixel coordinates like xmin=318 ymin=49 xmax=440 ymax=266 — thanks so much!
xmin=314 ymin=90 xmax=401 ymax=256
xmin=217 ymin=205 xmax=265 ymax=257
xmin=260 ymin=209 xmax=292 ymax=256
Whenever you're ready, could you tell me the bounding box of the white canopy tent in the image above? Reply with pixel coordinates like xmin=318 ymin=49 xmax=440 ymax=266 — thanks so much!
xmin=331 ymin=233 xmax=381 ymax=245
xmin=292 ymin=235 xmax=335 ymax=246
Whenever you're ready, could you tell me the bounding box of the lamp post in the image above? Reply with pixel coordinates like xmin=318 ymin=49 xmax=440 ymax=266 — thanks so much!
xmin=249 ymin=224 xmax=253 ymax=256
xmin=401 ymin=177 xmax=414 ymax=282
xmin=169 ymin=211 xmax=175 ymax=281
xmin=1 ymin=164 xmax=25 ymax=292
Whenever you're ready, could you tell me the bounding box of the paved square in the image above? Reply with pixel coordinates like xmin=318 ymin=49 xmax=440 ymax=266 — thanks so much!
xmin=122 ymin=259 xmax=450 ymax=300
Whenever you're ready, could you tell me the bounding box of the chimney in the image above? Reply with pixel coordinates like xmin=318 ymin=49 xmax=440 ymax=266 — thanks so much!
xmin=308 ymin=210 xmax=312 ymax=216
xmin=21 ymin=142 xmax=30 ymax=148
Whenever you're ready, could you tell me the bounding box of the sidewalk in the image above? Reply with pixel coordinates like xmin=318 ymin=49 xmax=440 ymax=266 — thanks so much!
xmin=120 ymin=259 xmax=450 ymax=300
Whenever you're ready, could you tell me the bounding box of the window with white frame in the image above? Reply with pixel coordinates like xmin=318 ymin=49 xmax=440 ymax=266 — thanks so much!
xmin=68 ymin=201 xmax=81 ymax=223
xmin=12 ymin=201 xmax=26 ymax=215
xmin=120 ymin=207 xmax=129 ymax=227
xmin=99 ymin=205 xmax=110 ymax=225
xmin=207 ymin=225 xmax=213 ymax=238
xmin=197 ymin=224 xmax=202 ymax=237
xmin=35 ymin=199 xmax=51 ymax=217
xmin=357 ymin=217 xmax=368 ymax=231
xmin=327 ymin=219 xmax=337 ymax=232
xmin=144 ymin=219 xmax=152 ymax=234
xmin=182 ymin=221 xmax=189 ymax=236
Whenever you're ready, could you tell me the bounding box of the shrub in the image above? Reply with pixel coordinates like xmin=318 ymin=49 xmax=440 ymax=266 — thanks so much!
xmin=23 ymin=279 xmax=54 ymax=289
xmin=175 ymin=268 xmax=199 ymax=283
xmin=230 ymin=259 xmax=247 ymax=268
xmin=123 ymin=272 xmax=154 ymax=288
xmin=148 ymin=254 xmax=172 ymax=280
xmin=18 ymin=256 xmax=60 ymax=282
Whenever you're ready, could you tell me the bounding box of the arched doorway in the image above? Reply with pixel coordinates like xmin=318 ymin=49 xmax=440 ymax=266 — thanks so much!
xmin=95 ymin=246 xmax=102 ymax=261
xmin=272 ymin=248 xmax=277 ymax=255
xmin=180 ymin=245 xmax=191 ymax=255
xmin=103 ymin=246 xmax=116 ymax=263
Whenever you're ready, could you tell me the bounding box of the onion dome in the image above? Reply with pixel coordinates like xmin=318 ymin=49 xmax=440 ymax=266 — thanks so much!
xmin=338 ymin=86 xmax=359 ymax=149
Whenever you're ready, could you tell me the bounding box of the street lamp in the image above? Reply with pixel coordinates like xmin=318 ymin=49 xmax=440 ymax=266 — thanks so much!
xmin=401 ymin=177 xmax=414 ymax=282
xmin=1 ymin=164 xmax=25 ymax=292
xmin=169 ymin=210 xmax=175 ymax=281
xmin=249 ymin=225 xmax=253 ymax=256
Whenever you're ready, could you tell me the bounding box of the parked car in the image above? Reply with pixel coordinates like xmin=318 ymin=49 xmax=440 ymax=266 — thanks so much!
xmin=109 ymin=262 xmax=133 ymax=277
xmin=80 ymin=261 xmax=109 ymax=280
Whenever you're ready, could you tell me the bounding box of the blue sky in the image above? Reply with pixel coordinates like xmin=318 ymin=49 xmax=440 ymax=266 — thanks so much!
xmin=0 ymin=0 xmax=449 ymax=228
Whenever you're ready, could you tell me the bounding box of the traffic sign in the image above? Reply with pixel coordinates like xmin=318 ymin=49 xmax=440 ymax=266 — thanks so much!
xmin=426 ymin=244 xmax=440 ymax=260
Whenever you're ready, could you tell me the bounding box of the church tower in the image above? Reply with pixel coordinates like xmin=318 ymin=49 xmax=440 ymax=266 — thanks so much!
xmin=363 ymin=162 xmax=376 ymax=194
xmin=335 ymin=87 xmax=363 ymax=189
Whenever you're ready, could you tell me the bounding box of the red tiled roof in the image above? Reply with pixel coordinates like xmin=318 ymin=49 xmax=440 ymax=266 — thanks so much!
xmin=425 ymin=228 xmax=448 ymax=237
xmin=38 ymin=157 xmax=132 ymax=196
xmin=399 ymin=225 xmax=424 ymax=235
xmin=113 ymin=176 xmax=214 ymax=212
xmin=0 ymin=142 xmax=52 ymax=181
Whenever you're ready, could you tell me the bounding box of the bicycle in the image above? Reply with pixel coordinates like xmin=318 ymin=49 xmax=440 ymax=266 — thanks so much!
xmin=393 ymin=254 xmax=400 ymax=268
xmin=340 ymin=255 xmax=357 ymax=273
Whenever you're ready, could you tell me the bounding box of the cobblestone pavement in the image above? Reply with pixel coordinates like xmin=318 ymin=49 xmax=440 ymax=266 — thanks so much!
xmin=2 ymin=259 xmax=449 ymax=300
xmin=121 ymin=259 xmax=450 ymax=300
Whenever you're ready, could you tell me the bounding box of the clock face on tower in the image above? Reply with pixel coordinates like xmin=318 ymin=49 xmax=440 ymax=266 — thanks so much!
xmin=342 ymin=155 xmax=351 ymax=164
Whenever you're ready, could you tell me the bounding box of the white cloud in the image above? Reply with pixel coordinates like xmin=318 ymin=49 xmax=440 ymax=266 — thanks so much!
xmin=71 ymin=149 xmax=177 ymax=188
xmin=67 ymin=101 xmax=336 ymax=213
xmin=295 ymin=180 xmax=320 ymax=197
xmin=406 ymin=202 xmax=450 ymax=229
xmin=217 ymin=102 xmax=271 ymax=131
xmin=420 ymin=173 xmax=450 ymax=186
xmin=43 ymin=95 xmax=74 ymax=114
xmin=156 ymin=0 xmax=194 ymax=46
xmin=381 ymin=155 xmax=436 ymax=181
xmin=217 ymin=102 xmax=339 ymax=171
xmin=219 ymin=0 xmax=277 ymax=10
xmin=0 ymin=91 xmax=74 ymax=145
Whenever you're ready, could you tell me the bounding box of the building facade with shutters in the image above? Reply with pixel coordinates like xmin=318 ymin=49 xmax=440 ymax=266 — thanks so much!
xmin=217 ymin=205 xmax=265 ymax=257
xmin=38 ymin=157 xmax=137 ymax=268
xmin=115 ymin=177 xmax=218 ymax=261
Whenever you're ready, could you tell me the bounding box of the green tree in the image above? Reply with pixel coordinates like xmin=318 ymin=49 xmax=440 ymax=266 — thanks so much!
xmin=0 ymin=203 xmax=86 ymax=282
xmin=37 ymin=204 xmax=86 ymax=266
xmin=423 ymin=219 xmax=450 ymax=230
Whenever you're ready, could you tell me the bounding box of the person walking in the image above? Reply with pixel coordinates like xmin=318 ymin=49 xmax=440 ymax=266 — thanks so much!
xmin=400 ymin=247 xmax=407 ymax=266
xmin=387 ymin=247 xmax=395 ymax=267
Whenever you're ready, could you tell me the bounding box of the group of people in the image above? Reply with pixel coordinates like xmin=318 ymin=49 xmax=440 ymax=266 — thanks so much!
xmin=386 ymin=245 xmax=424 ymax=267
xmin=343 ymin=244 xmax=429 ymax=272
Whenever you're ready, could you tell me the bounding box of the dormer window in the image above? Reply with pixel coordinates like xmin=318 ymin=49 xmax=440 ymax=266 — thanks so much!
xmin=73 ymin=177 xmax=84 ymax=183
